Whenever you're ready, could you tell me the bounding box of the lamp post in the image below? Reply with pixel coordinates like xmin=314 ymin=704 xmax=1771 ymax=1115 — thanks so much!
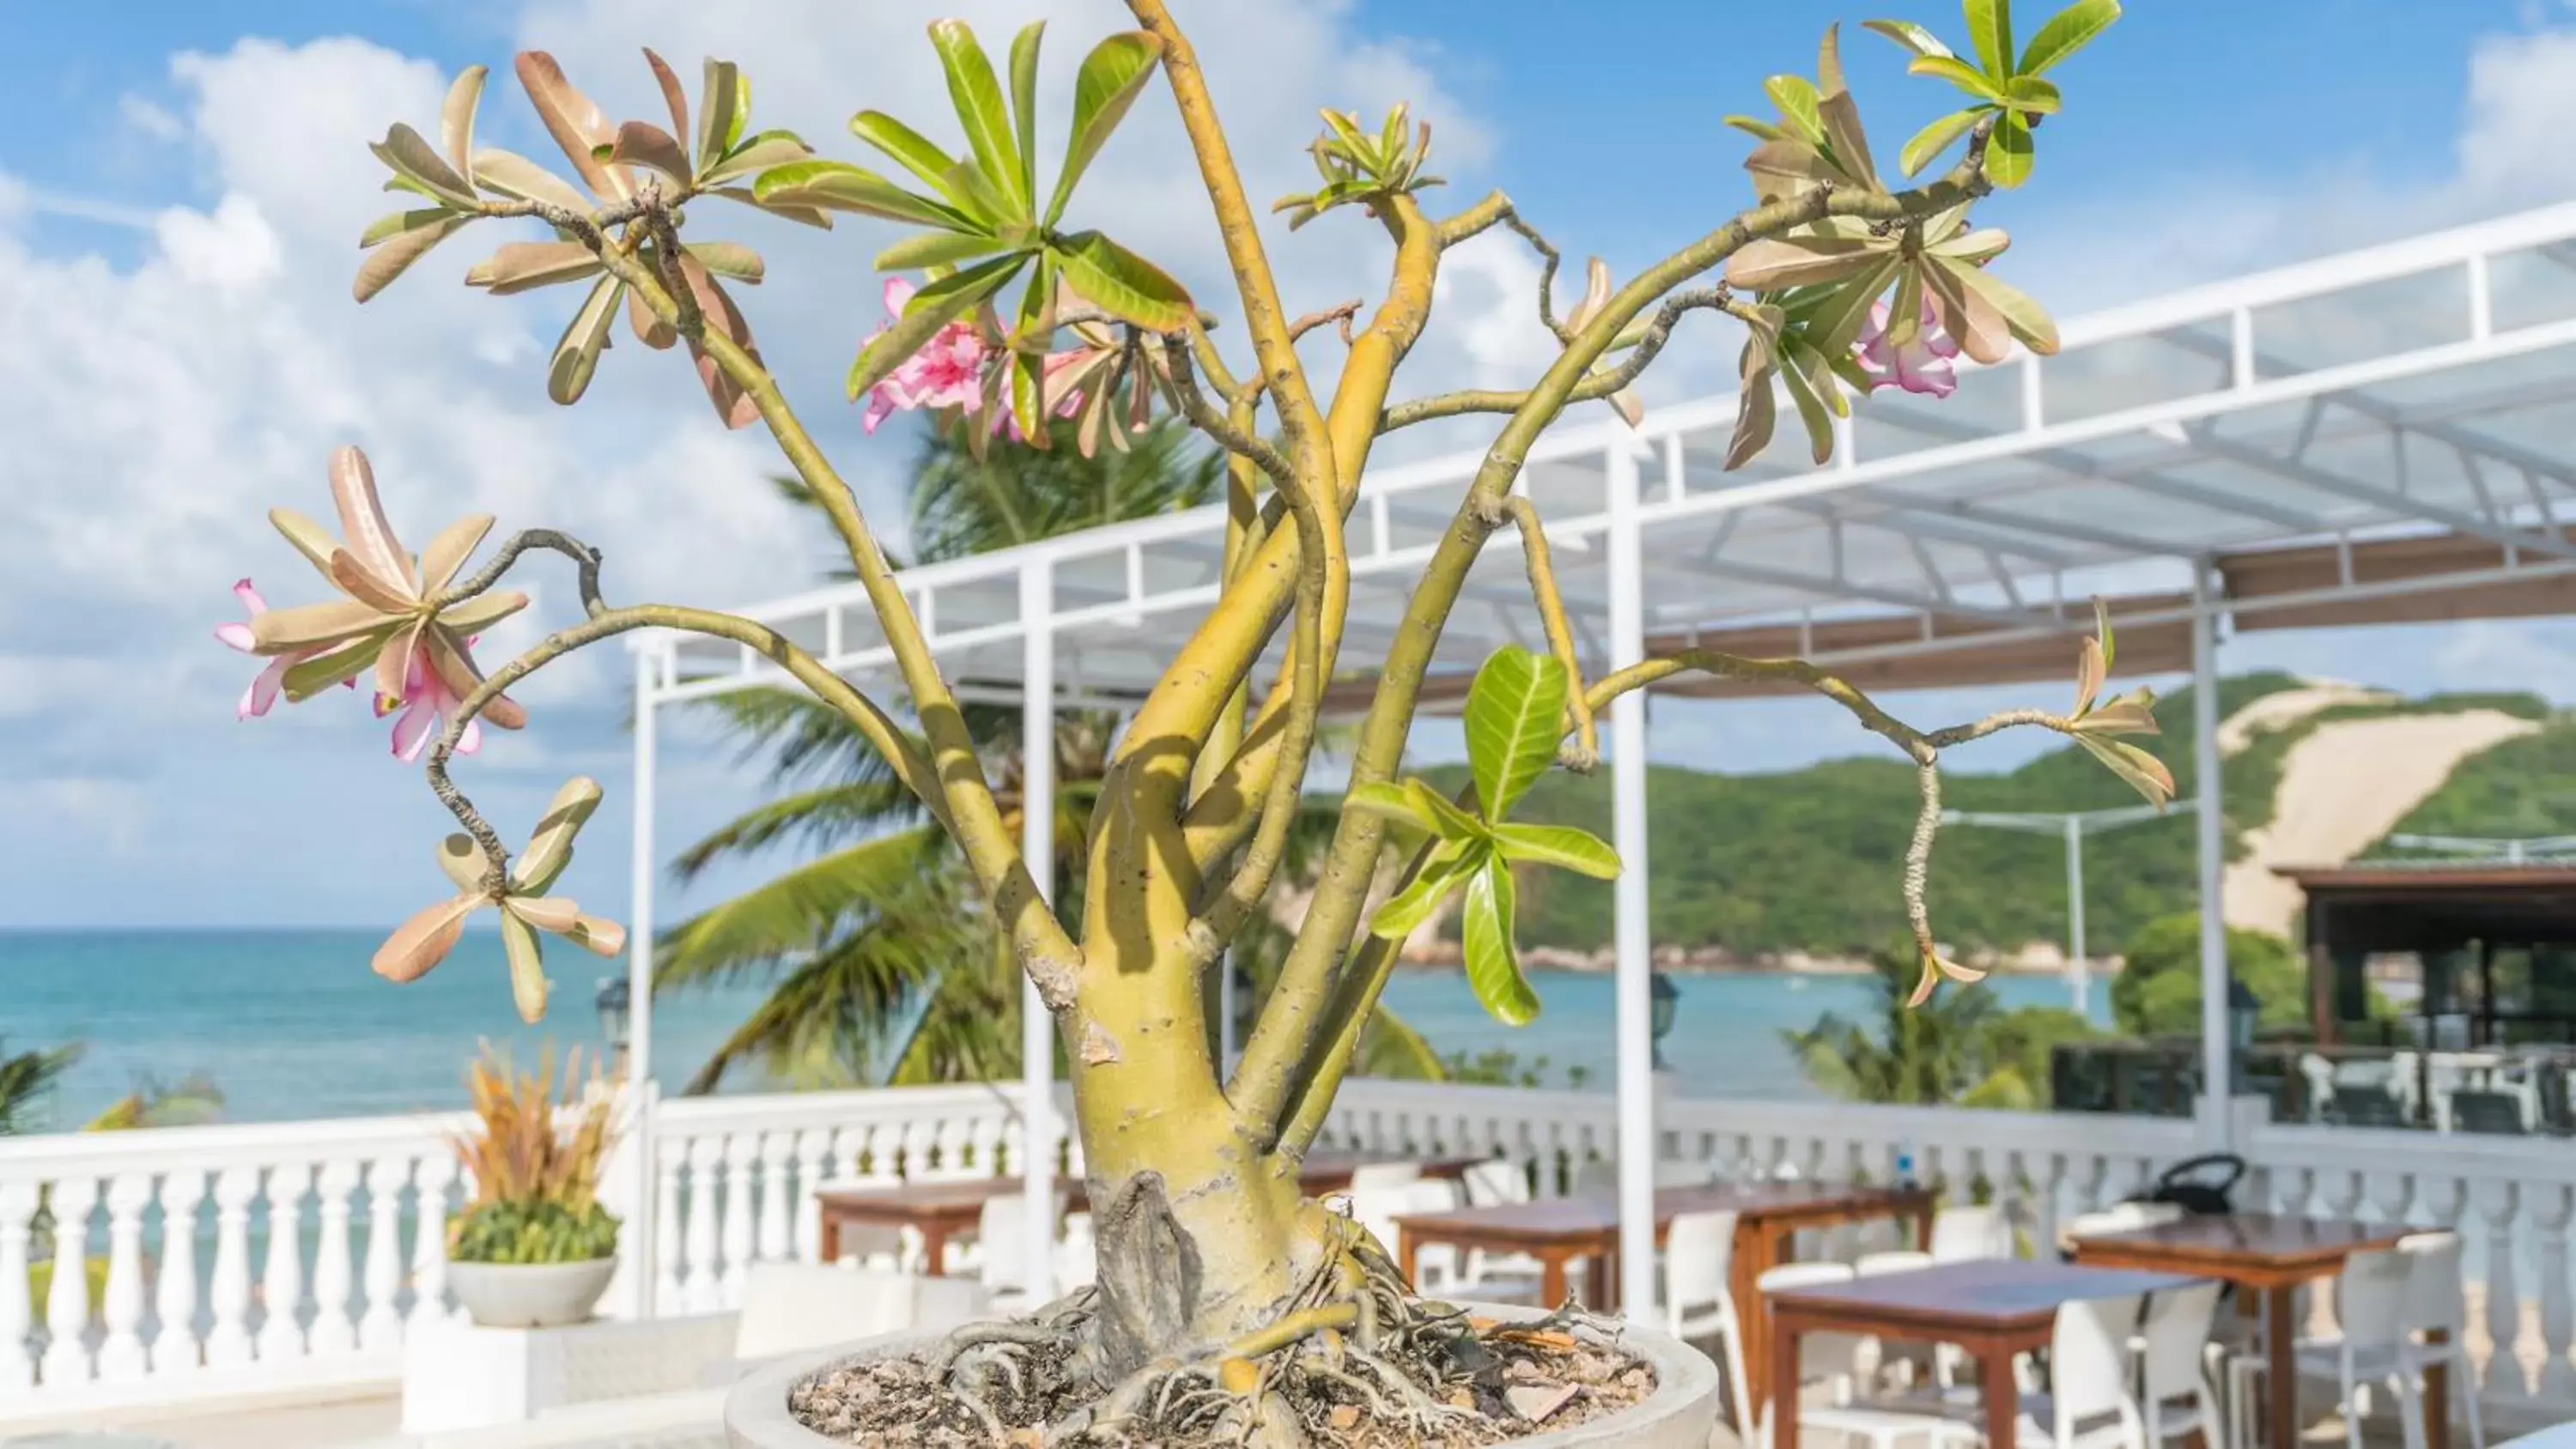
xmin=1938 ymin=800 xmax=2198 ymax=1015
xmin=595 ymin=975 xmax=633 ymax=1080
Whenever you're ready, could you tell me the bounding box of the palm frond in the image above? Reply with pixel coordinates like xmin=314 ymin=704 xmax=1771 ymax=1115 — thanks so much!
xmin=682 ymin=685 xmax=926 ymax=791
xmin=0 ymin=1041 xmax=80 ymax=1136
xmin=672 ymin=779 xmax=932 ymax=881
xmin=658 ymin=828 xmax=944 ymax=985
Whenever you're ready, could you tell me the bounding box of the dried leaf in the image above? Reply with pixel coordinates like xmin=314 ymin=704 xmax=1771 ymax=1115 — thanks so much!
xmin=419 ymin=514 xmax=495 ymax=596
xmin=330 ymin=549 xmax=417 ymax=615
xmin=2073 ymin=637 xmax=2106 ymax=717
xmin=465 ymin=239 xmax=605 ymax=296
xmin=441 ymin=65 xmax=489 ymax=185
xmin=374 ymin=894 xmax=482 ymax=984
xmin=513 ymin=777 xmax=605 ymax=894
xmin=353 ymin=214 xmax=470 ymax=302
xmin=500 ymin=909 xmax=550 ymax=1024
xmin=249 ymin=597 xmax=389 ymax=654
xmin=471 ymin=147 xmax=592 ymax=215
xmin=513 ymin=51 xmax=626 ymax=200
xmin=370 ymin=123 xmax=477 ymax=209
xmin=505 ymin=894 xmax=582 ymax=933
xmin=600 ymin=120 xmax=692 ymax=187
xmin=438 ymin=834 xmax=489 ymax=894
xmin=626 ymin=284 xmax=677 ymax=349
xmin=546 ymin=274 xmax=623 ymax=406
xmin=330 ymin=446 xmax=413 ymax=595
xmin=642 ymin=48 xmax=690 ymax=154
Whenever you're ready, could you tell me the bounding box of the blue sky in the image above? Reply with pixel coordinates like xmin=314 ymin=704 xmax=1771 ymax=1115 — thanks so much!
xmin=4 ymin=0 xmax=2576 ymax=932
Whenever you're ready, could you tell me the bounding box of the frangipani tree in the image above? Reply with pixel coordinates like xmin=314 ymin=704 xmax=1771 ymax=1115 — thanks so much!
xmin=232 ymin=0 xmax=2156 ymax=1438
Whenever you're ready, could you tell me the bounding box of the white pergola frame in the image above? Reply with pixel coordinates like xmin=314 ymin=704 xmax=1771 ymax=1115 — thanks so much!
xmin=620 ymin=200 xmax=2576 ymax=1320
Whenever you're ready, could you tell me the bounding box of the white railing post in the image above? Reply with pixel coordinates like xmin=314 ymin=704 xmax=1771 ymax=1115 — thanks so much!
xmin=720 ymin=1132 xmax=758 ymax=1306
xmin=204 ymin=1167 xmax=257 ymax=1367
xmin=409 ymin=1153 xmax=455 ymax=1329
xmin=41 ymin=1173 xmax=98 ymax=1386
xmin=256 ymin=1162 xmax=309 ymax=1363
xmin=653 ymin=1137 xmax=685 ymax=1307
xmin=756 ymin=1131 xmax=794 ymax=1266
xmin=683 ymin=1134 xmax=723 ymax=1313
xmin=96 ymin=1173 xmax=151 ymax=1380
xmin=358 ymin=1155 xmax=407 ymax=1349
xmin=2480 ymin=1181 xmax=2522 ymax=1392
xmin=0 ymin=1182 xmax=36 ymax=1388
xmin=152 ymin=1168 xmax=205 ymax=1377
xmin=309 ymin=1158 xmax=358 ymax=1355
xmin=793 ymin=1128 xmax=833 ymax=1263
xmin=2537 ymin=1185 xmax=2576 ymax=1403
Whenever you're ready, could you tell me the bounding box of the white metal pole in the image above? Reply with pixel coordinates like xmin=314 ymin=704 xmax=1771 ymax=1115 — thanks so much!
xmin=2063 ymin=814 xmax=2089 ymax=1016
xmin=1606 ymin=442 xmax=1657 ymax=1322
xmin=627 ymin=646 xmax=659 ymax=1318
xmin=2191 ymin=567 xmax=2230 ymax=1146
xmin=1018 ymin=561 xmax=1058 ymax=1300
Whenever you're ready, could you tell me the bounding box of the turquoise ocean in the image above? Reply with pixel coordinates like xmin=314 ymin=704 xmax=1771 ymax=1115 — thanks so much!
xmin=0 ymin=930 xmax=2107 ymax=1128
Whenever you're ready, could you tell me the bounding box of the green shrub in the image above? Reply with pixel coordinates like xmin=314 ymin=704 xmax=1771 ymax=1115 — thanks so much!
xmin=448 ymin=1198 xmax=621 ymax=1265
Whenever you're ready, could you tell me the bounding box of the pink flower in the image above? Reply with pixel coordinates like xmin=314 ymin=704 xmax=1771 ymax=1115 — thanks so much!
xmin=377 ymin=640 xmax=483 ymax=762
xmin=214 ymin=579 xmax=351 ymax=720
xmin=1855 ymin=296 xmax=1960 ymax=398
xmin=997 ymin=347 xmax=1089 ymax=442
xmin=860 ymin=276 xmax=991 ymax=433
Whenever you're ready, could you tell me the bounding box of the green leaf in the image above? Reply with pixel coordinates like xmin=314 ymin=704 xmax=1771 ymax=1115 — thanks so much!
xmin=2094 ymin=596 xmax=2116 ymax=670
xmin=546 ymin=275 xmax=623 ymax=405
xmin=1461 ymin=858 xmax=1540 ymax=1028
xmin=2077 ymin=735 xmax=2175 ymax=809
xmin=1462 ymin=645 xmax=1569 ymax=822
xmin=1763 ymin=74 xmax=1825 ymax=142
xmin=1777 ymin=343 xmax=1841 ymax=464
xmin=696 ymin=59 xmax=743 ymax=173
xmin=751 ymin=160 xmax=975 ymax=229
xmin=1491 ymin=823 xmax=1620 ymax=880
xmin=683 ymin=240 xmax=764 ymax=283
xmin=1052 ymin=231 xmax=1194 ymax=331
xmin=1008 ymin=21 xmax=1043 ymax=207
xmin=1722 ymin=114 xmax=1793 ymax=143
xmin=499 ymin=908 xmax=549 ymax=1025
xmin=928 ymin=20 xmax=1030 ymax=219
xmin=1346 ymin=780 xmax=1436 ymax=832
xmin=1947 ymin=250 xmax=2058 ymax=350
xmin=2019 ymin=0 xmax=2120 ymax=75
xmin=1909 ymin=53 xmax=2004 ymax=98
xmin=697 ymin=132 xmax=811 ymax=187
xmin=1862 ymin=18 xmax=1958 ymax=59
xmin=1963 ymin=0 xmax=2014 ymax=80
xmin=1368 ymin=841 xmax=1479 ymax=940
xmin=2003 ymin=74 xmax=2063 ymax=113
xmin=847 ymin=252 xmax=1023 ymax=400
xmin=1049 ymin=32 xmax=1162 ymax=227
xmin=849 ymin=111 xmax=975 ymax=212
xmin=873 ymin=230 xmax=1017 ymax=271
xmin=1725 ymin=354 xmax=1778 ymax=471
xmin=360 ymin=207 xmax=455 ymax=249
xmin=372 ymin=123 xmax=477 ymax=209
xmin=1727 ymin=233 xmax=1888 ymax=290
xmin=513 ymin=776 xmax=605 ymax=893
xmin=1898 ymin=106 xmax=1988 ymax=177
xmin=1985 ymin=109 xmax=2034 ymax=187
xmin=1803 ymin=255 xmax=1902 ymax=355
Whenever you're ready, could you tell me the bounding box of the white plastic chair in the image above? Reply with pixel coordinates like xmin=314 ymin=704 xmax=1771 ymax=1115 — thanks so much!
xmin=1759 ymin=1259 xmax=1866 ymax=1446
xmin=2021 ymin=1292 xmax=2152 ymax=1449
xmin=1394 ymin=1178 xmax=1469 ymax=1293
xmin=1056 ymin=1210 xmax=1097 ymax=1295
xmin=2228 ymin=1247 xmax=2423 ymax=1449
xmin=2399 ymin=1231 xmax=2483 ymax=1449
xmin=972 ymin=1190 xmax=1066 ymax=1305
xmin=1851 ymin=1251 xmax=1938 ymax=1391
xmin=1461 ymin=1157 xmax=1530 ymax=1207
xmin=1665 ymin=1210 xmax=1751 ymax=1441
xmin=1347 ymin=1161 xmax=1421 ymax=1193
xmin=2138 ymin=1281 xmax=2224 ymax=1449
xmin=1930 ymin=1203 xmax=2013 ymax=1262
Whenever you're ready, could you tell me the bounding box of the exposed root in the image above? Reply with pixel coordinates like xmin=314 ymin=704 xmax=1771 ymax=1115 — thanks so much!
xmin=790 ymin=1235 xmax=1654 ymax=1447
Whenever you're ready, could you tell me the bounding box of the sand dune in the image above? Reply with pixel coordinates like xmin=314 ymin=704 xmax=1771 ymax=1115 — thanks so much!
xmin=2223 ymin=709 xmax=2541 ymax=935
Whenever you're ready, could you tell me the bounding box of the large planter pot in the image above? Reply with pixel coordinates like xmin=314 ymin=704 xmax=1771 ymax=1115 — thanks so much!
xmin=448 ymin=1257 xmax=618 ymax=1329
xmin=724 ymin=1301 xmax=1719 ymax=1449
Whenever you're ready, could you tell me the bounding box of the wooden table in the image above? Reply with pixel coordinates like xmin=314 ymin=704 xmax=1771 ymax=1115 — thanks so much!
xmin=1767 ymin=1258 xmax=2202 ymax=1449
xmin=2071 ymin=1214 xmax=2425 ymax=1449
xmin=815 ymin=1154 xmax=1479 ymax=1274
xmin=1393 ymin=1179 xmax=1932 ymax=1422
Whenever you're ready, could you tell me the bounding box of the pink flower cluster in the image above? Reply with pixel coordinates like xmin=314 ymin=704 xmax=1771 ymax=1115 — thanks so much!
xmin=216 ymin=579 xmax=476 ymax=762
xmin=1854 ymin=296 xmax=1960 ymax=398
xmin=858 ymin=276 xmax=1084 ymax=438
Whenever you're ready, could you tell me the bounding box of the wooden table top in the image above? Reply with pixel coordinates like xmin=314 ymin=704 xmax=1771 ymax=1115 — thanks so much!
xmin=815 ymin=1154 xmax=1480 ymax=1222
xmin=1766 ymin=1258 xmax=2203 ymax=1335
xmin=1393 ymin=1180 xmax=1931 ymax=1250
xmin=2069 ymin=1214 xmax=2410 ymax=1274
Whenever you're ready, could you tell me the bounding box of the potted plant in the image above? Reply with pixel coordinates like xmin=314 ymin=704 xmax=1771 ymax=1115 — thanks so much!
xmin=446 ymin=1046 xmax=623 ymax=1330
xmin=225 ymin=0 xmax=2158 ymax=1439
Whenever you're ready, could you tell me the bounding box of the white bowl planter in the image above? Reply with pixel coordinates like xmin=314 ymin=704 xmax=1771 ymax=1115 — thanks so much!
xmin=723 ymin=1301 xmax=1720 ymax=1449
xmin=448 ymin=1257 xmax=619 ymax=1329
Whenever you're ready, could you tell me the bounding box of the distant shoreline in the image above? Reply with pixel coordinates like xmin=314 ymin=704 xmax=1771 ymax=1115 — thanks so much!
xmin=1391 ymin=947 xmax=2111 ymax=979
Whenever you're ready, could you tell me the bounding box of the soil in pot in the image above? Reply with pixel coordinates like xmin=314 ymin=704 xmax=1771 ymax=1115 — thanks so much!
xmin=784 ymin=1299 xmax=1656 ymax=1449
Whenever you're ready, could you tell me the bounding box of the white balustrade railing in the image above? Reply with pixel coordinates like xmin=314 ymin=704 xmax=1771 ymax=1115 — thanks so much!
xmin=2 ymin=1077 xmax=2571 ymax=1427
xmin=0 ymin=1110 xmax=468 ymax=1416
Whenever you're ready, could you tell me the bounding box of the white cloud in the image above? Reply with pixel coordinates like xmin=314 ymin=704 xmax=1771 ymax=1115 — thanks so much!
xmin=153 ymin=194 xmax=281 ymax=296
xmin=119 ymin=94 xmax=185 ymax=142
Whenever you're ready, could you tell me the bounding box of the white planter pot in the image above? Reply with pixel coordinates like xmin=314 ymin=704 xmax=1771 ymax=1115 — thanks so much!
xmin=723 ymin=1301 xmax=1719 ymax=1449
xmin=448 ymin=1257 xmax=619 ymax=1329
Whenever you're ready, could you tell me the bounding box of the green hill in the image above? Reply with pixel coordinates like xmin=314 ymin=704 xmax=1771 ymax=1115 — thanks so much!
xmin=1392 ymin=673 xmax=2555 ymax=960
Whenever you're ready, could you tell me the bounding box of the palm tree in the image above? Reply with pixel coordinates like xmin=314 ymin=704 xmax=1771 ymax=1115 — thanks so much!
xmin=659 ymin=421 xmax=1444 ymax=1090
xmin=0 ymin=1041 xmax=79 ymax=1136
xmin=1782 ymin=939 xmax=2040 ymax=1107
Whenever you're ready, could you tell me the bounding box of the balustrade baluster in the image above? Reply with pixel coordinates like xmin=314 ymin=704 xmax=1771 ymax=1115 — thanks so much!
xmin=720 ymin=1134 xmax=758 ymax=1304
xmin=41 ymin=1173 xmax=99 ymax=1386
xmin=257 ymin=1162 xmax=311 ymax=1362
xmin=204 ymin=1167 xmax=258 ymax=1367
xmin=683 ymin=1135 xmax=724 ymax=1313
xmin=2532 ymin=1184 xmax=2575 ymax=1404
xmin=652 ymin=1139 xmax=685 ymax=1311
xmin=359 ymin=1156 xmax=408 ymax=1349
xmin=0 ymin=1182 xmax=38 ymax=1387
xmin=308 ymin=1160 xmax=358 ymax=1355
xmin=756 ymin=1133 xmax=793 ymax=1265
xmin=96 ymin=1173 xmax=151 ymax=1379
xmin=153 ymin=1169 xmax=206 ymax=1377
xmin=793 ymin=1129 xmax=833 ymax=1263
xmin=410 ymin=1154 xmax=456 ymax=1328
xmin=2479 ymin=1180 xmax=2523 ymax=1397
